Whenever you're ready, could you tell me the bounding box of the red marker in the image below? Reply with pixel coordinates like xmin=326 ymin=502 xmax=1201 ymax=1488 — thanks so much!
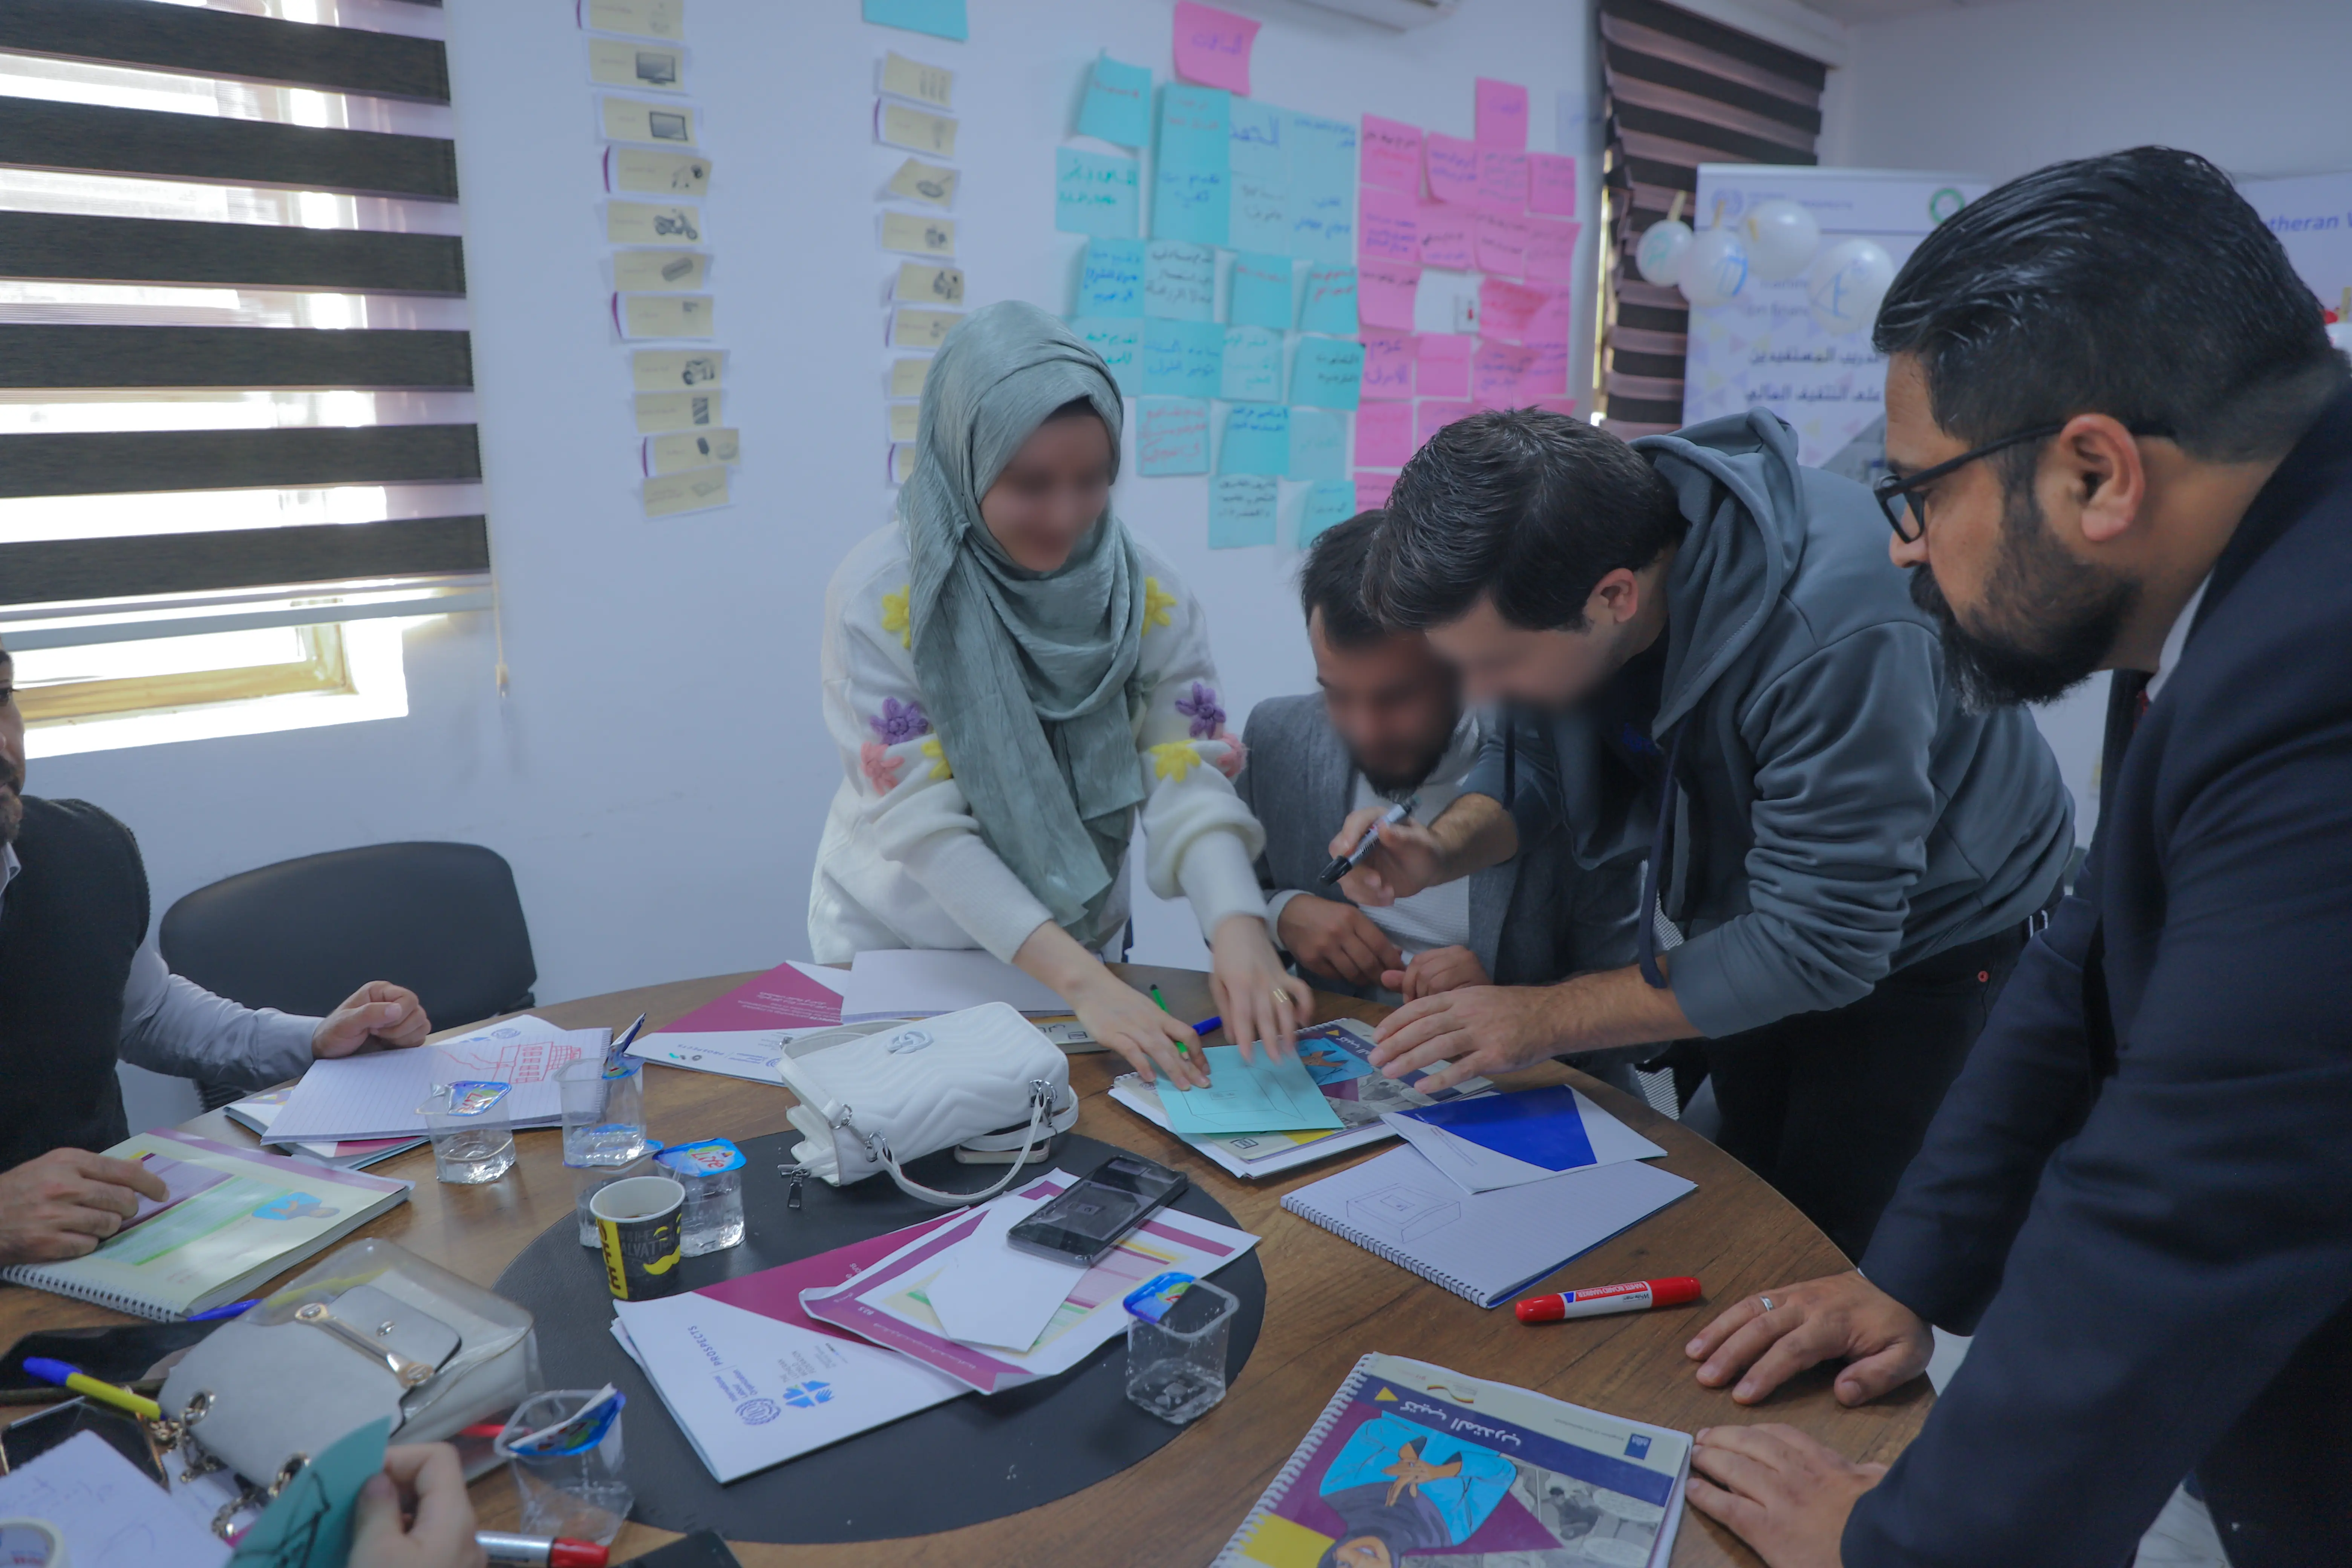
xmin=1515 ymin=1277 xmax=1702 ymax=1323
xmin=477 ymin=1532 xmax=608 ymax=1567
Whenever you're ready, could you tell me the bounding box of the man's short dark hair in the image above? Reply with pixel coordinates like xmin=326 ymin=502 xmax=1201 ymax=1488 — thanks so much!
xmin=1364 ymin=409 xmax=1687 ymax=633
xmin=1298 ymin=509 xmax=1392 ymax=648
xmin=1876 ymin=146 xmax=2347 ymax=463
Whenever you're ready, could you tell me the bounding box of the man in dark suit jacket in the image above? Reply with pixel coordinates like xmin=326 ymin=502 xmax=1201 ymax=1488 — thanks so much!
xmin=1678 ymin=149 xmax=2352 ymax=1567
xmin=1234 ymin=513 xmax=1638 ymax=1009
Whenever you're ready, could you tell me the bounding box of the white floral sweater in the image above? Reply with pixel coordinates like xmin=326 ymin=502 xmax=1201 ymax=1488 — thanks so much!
xmin=808 ymin=525 xmax=1267 ymax=964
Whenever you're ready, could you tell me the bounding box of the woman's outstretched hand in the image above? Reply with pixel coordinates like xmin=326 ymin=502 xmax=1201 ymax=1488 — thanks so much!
xmin=1208 ymin=914 xmax=1312 ymax=1063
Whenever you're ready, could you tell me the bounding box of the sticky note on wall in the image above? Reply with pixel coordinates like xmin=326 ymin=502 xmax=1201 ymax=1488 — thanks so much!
xmin=1056 ymin=148 xmax=1141 ymax=237
xmin=1154 ymin=86 xmax=1231 ymax=247
xmin=1360 ymin=332 xmax=1413 ymax=400
xmin=1475 ymin=79 xmax=1529 ymax=150
xmin=1219 ymin=326 xmax=1283 ymax=403
xmin=1300 ymin=266 xmax=1358 ymax=335
xmin=1300 ymin=479 xmax=1357 ymax=543
xmin=1529 ymin=153 xmax=1577 ymax=216
xmin=1137 ymin=398 xmax=1211 ymax=475
xmin=1144 ymin=239 xmax=1216 ymax=320
xmin=1360 ymin=115 xmax=1423 ymax=194
xmin=1070 ymin=318 xmax=1142 ymax=395
xmin=1208 ymin=474 xmax=1279 ymax=548
xmin=1142 ymin=318 xmax=1222 ymax=398
xmin=1172 ymin=1 xmax=1259 ymax=96
xmin=1219 ymin=404 xmax=1289 ymax=475
xmin=1228 ymin=252 xmax=1294 ymax=331
xmin=1291 ymin=338 xmax=1365 ymax=410
xmin=1078 ymin=237 xmax=1145 ymax=317
xmin=1079 ymin=53 xmax=1153 ymax=147
xmin=863 ymin=0 xmax=968 ymax=43
xmin=1287 ymin=408 xmax=1346 ymax=483
xmin=1355 ymin=400 xmax=1414 ymax=469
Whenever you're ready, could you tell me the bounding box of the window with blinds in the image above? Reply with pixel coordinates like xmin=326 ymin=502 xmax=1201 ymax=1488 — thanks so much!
xmin=1594 ymin=0 xmax=1825 ymax=438
xmin=0 ymin=0 xmax=488 ymax=740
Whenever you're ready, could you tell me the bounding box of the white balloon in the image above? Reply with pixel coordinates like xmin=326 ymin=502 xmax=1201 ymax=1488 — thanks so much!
xmin=1635 ymin=219 xmax=1694 ymax=286
xmin=1680 ymin=228 xmax=1750 ymax=309
xmin=1743 ymin=198 xmax=1821 ymax=282
xmin=1807 ymin=238 xmax=1897 ymax=335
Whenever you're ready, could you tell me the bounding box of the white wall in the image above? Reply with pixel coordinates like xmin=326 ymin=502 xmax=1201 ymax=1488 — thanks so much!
xmin=43 ymin=0 xmax=1603 ymax=1067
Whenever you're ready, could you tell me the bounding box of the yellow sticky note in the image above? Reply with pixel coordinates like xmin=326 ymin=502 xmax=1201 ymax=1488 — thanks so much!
xmin=891 ymin=307 xmax=960 ymax=349
xmin=880 ymin=52 xmax=953 ymax=109
xmin=1232 ymin=1514 xmax=1337 ymax=1568
xmin=893 ymin=262 xmax=963 ymax=305
xmin=631 ymin=348 xmax=722 ymax=390
xmin=607 ymin=201 xmax=703 ymax=245
xmin=583 ymin=0 xmax=681 ymax=41
xmin=885 ymin=157 xmax=957 ymax=209
xmin=603 ymin=96 xmax=697 ymax=147
xmin=880 ymin=211 xmax=954 ymax=258
xmin=645 ymin=426 xmax=739 ymax=473
xmin=634 ymin=389 xmax=720 ymax=433
xmin=608 ymin=147 xmax=709 ymax=196
xmin=887 ymin=403 xmax=919 ymax=443
xmin=614 ymin=250 xmax=707 ymax=290
xmin=617 ymin=293 xmax=714 ymax=339
xmin=643 ymin=465 xmax=729 ymax=518
xmin=876 ymin=102 xmax=957 ymax=159
xmin=890 ymin=443 xmax=916 ymax=484
xmin=889 ymin=357 xmax=931 ymax=398
xmin=589 ymin=38 xmax=684 ymax=90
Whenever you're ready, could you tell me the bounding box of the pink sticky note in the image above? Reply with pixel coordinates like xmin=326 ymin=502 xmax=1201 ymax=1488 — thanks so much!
xmin=1361 ymin=115 xmax=1424 ymax=194
xmin=1479 ymin=277 xmax=1550 ymax=342
xmin=1355 ymin=401 xmax=1415 ymax=467
xmin=1358 ymin=260 xmax=1420 ymax=330
xmin=1360 ymin=332 xmax=1415 ymax=400
xmin=1529 ymin=153 xmax=1577 ymax=215
xmin=1533 ymin=397 xmax=1580 ymax=418
xmin=1425 ymin=132 xmax=1480 ymax=205
xmin=1525 ymin=219 xmax=1579 ymax=284
xmin=1478 ymin=148 xmax=1528 ymax=211
xmin=1355 ymin=470 xmax=1398 ymax=511
xmin=1172 ymin=1 xmax=1257 ymax=95
xmin=1417 ymin=201 xmax=1476 ymax=271
xmin=1417 ymin=400 xmax=1476 ymax=445
xmin=1528 ymin=342 xmax=1571 ymax=395
xmin=1358 ymin=187 xmax=1421 ymax=265
xmin=1525 ymin=288 xmax=1574 ymax=352
xmin=1474 ymin=341 xmax=1539 ymax=403
xmin=1417 ymin=333 xmax=1472 ymax=399
xmin=1475 ymin=212 xmax=1531 ymax=276
xmin=1475 ymin=79 xmax=1528 ymax=150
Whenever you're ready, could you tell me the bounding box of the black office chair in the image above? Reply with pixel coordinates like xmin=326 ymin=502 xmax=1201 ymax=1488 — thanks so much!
xmin=161 ymin=842 xmax=538 ymax=1109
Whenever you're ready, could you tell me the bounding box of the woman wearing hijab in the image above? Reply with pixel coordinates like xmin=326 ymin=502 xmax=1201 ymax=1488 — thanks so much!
xmin=812 ymin=302 xmax=1305 ymax=1087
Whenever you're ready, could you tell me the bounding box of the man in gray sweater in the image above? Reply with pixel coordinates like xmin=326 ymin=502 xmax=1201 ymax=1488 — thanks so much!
xmin=1343 ymin=409 xmax=2074 ymax=1257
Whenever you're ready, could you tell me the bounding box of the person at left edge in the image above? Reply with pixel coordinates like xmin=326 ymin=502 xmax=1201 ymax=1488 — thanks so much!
xmin=810 ymin=301 xmax=1302 ymax=1088
xmin=0 ymin=634 xmax=432 ymax=1268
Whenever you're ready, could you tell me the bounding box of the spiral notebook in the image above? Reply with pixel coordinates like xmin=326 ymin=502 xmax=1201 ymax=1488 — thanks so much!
xmin=1280 ymin=1144 xmax=1695 ymax=1307
xmin=1215 ymin=1352 xmax=1689 ymax=1568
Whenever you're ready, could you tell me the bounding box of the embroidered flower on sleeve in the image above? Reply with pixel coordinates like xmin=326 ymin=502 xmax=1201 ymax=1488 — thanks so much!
xmin=880 ymin=583 xmax=913 ymax=649
xmin=1174 ymin=681 xmax=1225 ymax=740
xmin=867 ymin=697 xmax=931 ymax=745
xmin=920 ymin=737 xmax=952 ymax=780
xmin=1143 ymin=576 xmax=1178 ymax=633
xmin=1209 ymin=727 xmax=1247 ymax=780
xmin=1148 ymin=740 xmax=1204 ymax=781
xmin=859 ymin=741 xmax=904 ymax=793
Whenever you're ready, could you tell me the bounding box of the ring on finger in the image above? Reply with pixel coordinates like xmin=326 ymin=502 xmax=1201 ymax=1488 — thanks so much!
xmin=1271 ymin=985 xmax=1296 ymax=1009
xmin=1758 ymin=1296 xmax=1775 ymax=1313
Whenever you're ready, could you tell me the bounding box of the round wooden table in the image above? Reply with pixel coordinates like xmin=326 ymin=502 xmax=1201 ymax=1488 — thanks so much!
xmin=0 ymin=966 xmax=1929 ymax=1565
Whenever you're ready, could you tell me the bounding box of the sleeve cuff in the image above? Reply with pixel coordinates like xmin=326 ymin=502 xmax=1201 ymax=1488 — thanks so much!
xmin=1177 ymin=829 xmax=1270 ymax=940
xmin=1264 ymin=887 xmax=1307 ymax=945
xmin=253 ymin=1011 xmax=322 ymax=1087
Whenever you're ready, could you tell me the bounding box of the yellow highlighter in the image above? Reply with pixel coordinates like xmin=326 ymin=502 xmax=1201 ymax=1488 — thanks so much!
xmin=21 ymin=1357 xmax=163 ymax=1421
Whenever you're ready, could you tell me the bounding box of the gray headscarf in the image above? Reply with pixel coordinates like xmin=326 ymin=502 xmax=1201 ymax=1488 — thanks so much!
xmin=901 ymin=300 xmax=1147 ymax=951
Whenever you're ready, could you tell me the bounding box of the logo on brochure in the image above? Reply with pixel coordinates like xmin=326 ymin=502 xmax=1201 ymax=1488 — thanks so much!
xmin=734 ymin=1398 xmax=782 ymax=1426
xmin=1624 ymin=1434 xmax=1652 ymax=1459
xmin=779 ymin=1381 xmax=834 ymax=1409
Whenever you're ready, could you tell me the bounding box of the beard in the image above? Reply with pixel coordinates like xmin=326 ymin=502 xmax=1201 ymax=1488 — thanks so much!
xmin=1908 ymin=477 xmax=2139 ymax=710
xmin=1357 ymin=721 xmax=1462 ymax=798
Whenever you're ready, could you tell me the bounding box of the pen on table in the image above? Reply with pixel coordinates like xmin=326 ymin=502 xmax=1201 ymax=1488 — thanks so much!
xmin=1149 ymin=984 xmax=1194 ymax=1059
xmin=1514 ymin=1277 xmax=1703 ymax=1323
xmin=476 ymin=1530 xmax=608 ymax=1566
xmin=187 ymin=1297 xmax=256 ymax=1322
xmin=1190 ymin=1015 xmax=1222 ymax=1036
xmin=1319 ymin=794 xmax=1419 ymax=886
xmin=20 ymin=1357 xmax=163 ymax=1420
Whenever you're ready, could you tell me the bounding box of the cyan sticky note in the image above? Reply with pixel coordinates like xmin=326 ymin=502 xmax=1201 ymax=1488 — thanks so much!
xmin=1291 ymin=337 xmax=1366 ymax=410
xmin=1144 ymin=238 xmax=1216 ymax=321
xmin=1153 ymin=85 xmax=1230 ymax=246
xmin=1229 ymin=252 xmax=1293 ymax=330
xmin=1228 ymin=172 xmax=1294 ymax=257
xmin=1142 ymin=317 xmax=1222 ymax=397
xmin=1227 ymin=98 xmax=1287 ymax=184
xmin=1158 ymin=1041 xmax=1338 ymax=1128
xmin=1287 ymin=407 xmax=1345 ymax=482
xmin=1207 ymin=475 xmax=1281 ymax=551
xmin=1070 ymin=316 xmax=1142 ymax=395
xmin=1286 ymin=111 xmax=1358 ymax=264
xmin=1219 ymin=325 xmax=1283 ymax=402
xmin=1220 ymin=403 xmax=1289 ymax=475
xmin=862 ymin=0 xmax=967 ymax=42
xmin=1076 ymin=237 xmax=1145 ymax=318
xmin=1299 ymin=266 xmax=1358 ymax=335
xmin=1055 ymin=147 xmax=1139 ymax=238
xmin=1136 ymin=398 xmax=1211 ymax=475
xmin=1299 ymin=479 xmax=1357 ymax=543
xmin=1076 ymin=53 xmax=1152 ymax=148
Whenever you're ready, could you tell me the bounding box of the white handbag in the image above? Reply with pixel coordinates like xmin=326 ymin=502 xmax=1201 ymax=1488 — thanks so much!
xmin=777 ymin=1003 xmax=1079 ymax=1207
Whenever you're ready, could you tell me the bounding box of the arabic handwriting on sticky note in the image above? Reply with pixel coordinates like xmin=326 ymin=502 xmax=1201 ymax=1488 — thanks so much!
xmin=1529 ymin=152 xmax=1577 ymax=215
xmin=1474 ymin=340 xmax=1540 ymax=403
xmin=1285 ymin=112 xmax=1358 ymax=264
xmin=1360 ymin=115 xmax=1424 ymax=193
xmin=1219 ymin=324 xmax=1283 ymax=403
xmin=1056 ymin=147 xmax=1141 ymax=238
xmin=1478 ymin=277 xmax=1550 ymax=341
xmin=1416 ymin=332 xmax=1473 ymax=399
xmin=1475 ymin=78 xmax=1530 ymax=150
xmin=1418 ymin=399 xmax=1475 ymax=445
xmin=1475 ymin=211 xmax=1531 ymax=276
xmin=1227 ymin=97 xmax=1286 ymax=184
xmin=1137 ymin=397 xmax=1211 ymax=476
xmin=1078 ymin=52 xmax=1153 ymax=148
xmin=1171 ymin=0 xmax=1259 ymax=95
xmin=1425 ymin=132 xmax=1481 ymax=206
xmin=1076 ymin=237 xmax=1145 ymax=318
xmin=1360 ymin=331 xmax=1415 ymax=401
xmin=1525 ymin=218 xmax=1579 ymax=283
xmin=1227 ymin=170 xmax=1292 ymax=258
xmin=1417 ymin=200 xmax=1475 ymax=270
xmin=1300 ymin=265 xmax=1358 ymax=335
xmin=1206 ymin=476 xmax=1280 ymax=551
xmin=1291 ymin=337 xmax=1366 ymax=411
xmin=862 ymin=0 xmax=967 ymax=42
xmin=1358 ymin=186 xmax=1420 ymax=265
xmin=1354 ymin=469 xmax=1398 ymax=513
xmin=1357 ymin=260 xmax=1419 ymax=331
xmin=1355 ymin=399 xmax=1415 ymax=469
xmin=1144 ymin=238 xmax=1216 ymax=320
xmin=1229 ymin=251 xmax=1294 ymax=330
xmin=1299 ymin=479 xmax=1357 ymax=543
xmin=1478 ymin=148 xmax=1529 ymax=212
xmin=1141 ymin=317 xmax=1222 ymax=398
xmin=1219 ymin=403 xmax=1289 ymax=476
xmin=1070 ymin=317 xmax=1142 ymax=395
xmin=1153 ymin=86 xmax=1231 ymax=246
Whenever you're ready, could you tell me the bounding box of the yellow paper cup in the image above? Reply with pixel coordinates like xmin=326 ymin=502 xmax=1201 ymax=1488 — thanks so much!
xmin=591 ymin=1174 xmax=687 ymax=1300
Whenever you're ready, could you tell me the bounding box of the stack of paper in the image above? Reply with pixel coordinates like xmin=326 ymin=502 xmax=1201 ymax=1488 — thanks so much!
xmin=225 ymin=1087 xmax=424 ymax=1170
xmin=627 ymin=960 xmax=846 ymax=1083
xmin=1384 ymin=1083 xmax=1668 ymax=1194
xmin=265 ymin=1015 xmax=608 ymax=1144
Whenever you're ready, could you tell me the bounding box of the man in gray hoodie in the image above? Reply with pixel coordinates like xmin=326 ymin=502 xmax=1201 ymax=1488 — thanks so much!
xmin=1342 ymin=407 xmax=2074 ymax=1258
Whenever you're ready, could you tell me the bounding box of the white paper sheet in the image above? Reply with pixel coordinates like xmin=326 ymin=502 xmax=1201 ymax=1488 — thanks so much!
xmin=839 ymin=948 xmax=1068 ymax=1020
xmin=0 ymin=1432 xmax=229 ymax=1568
xmin=265 ymin=1016 xmax=605 ymax=1143
xmin=1384 ymin=1087 xmax=1670 ymax=1194
xmin=920 ymin=1195 xmax=1088 ymax=1352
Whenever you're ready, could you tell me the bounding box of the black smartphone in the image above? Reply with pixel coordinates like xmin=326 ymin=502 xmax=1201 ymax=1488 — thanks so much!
xmin=0 ymin=1323 xmax=211 ymax=1396
xmin=1007 ymin=1153 xmax=1187 ymax=1266
xmin=0 ymin=1398 xmax=166 ymax=1484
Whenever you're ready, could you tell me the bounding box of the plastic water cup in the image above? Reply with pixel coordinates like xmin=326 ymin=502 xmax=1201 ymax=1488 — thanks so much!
xmin=1124 ymin=1278 xmax=1237 ymax=1424
xmin=557 ymin=1060 xmax=648 ymax=1166
xmin=655 ymin=1139 xmax=746 ymax=1257
xmin=418 ymin=1084 xmax=514 ymax=1185
xmin=498 ymin=1389 xmax=632 ymax=1545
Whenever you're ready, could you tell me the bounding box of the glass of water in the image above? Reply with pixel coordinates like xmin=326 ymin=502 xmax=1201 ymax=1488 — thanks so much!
xmin=655 ymin=1138 xmax=746 ymax=1256
xmin=1124 ymin=1277 xmax=1237 ymax=1425
xmin=497 ymin=1389 xmax=631 ymax=1545
xmin=557 ymin=1060 xmax=648 ymax=1166
xmin=417 ymin=1083 xmax=515 ymax=1185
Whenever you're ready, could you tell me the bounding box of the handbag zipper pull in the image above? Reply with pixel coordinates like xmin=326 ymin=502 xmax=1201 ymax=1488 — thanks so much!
xmin=781 ymin=1162 xmax=810 ymax=1210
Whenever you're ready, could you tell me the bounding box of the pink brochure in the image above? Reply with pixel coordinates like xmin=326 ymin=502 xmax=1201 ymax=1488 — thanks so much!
xmin=654 ymin=960 xmax=843 ymax=1032
xmin=1417 ymin=334 xmax=1473 ymax=399
xmin=1358 ymin=260 xmax=1421 ymax=330
xmin=1425 ymin=132 xmax=1481 ymax=206
xmin=1529 ymin=152 xmax=1577 ymax=215
xmin=1417 ymin=201 xmax=1476 ymax=271
xmin=1360 ymin=332 xmax=1415 ymax=400
xmin=1475 ymin=78 xmax=1529 ymax=150
xmin=1360 ymin=115 xmax=1424 ymax=193
xmin=1172 ymin=1 xmax=1257 ymax=95
xmin=1355 ymin=401 xmax=1415 ymax=468
xmin=699 ymin=1207 xmax=975 ymax=1339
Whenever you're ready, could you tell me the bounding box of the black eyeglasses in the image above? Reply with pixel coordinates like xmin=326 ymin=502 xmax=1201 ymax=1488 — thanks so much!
xmin=1873 ymin=420 xmax=2174 ymax=542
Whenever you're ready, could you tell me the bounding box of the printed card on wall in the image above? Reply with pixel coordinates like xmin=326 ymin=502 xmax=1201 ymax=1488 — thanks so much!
xmin=600 ymin=90 xmax=691 ymax=139
xmin=589 ymin=40 xmax=686 ymax=93
xmin=615 ymin=292 xmax=715 ymax=339
xmin=608 ymin=201 xmax=704 ymax=244
xmin=632 ymin=348 xmax=723 ymax=390
xmin=880 ymin=210 xmax=956 ymax=256
xmin=886 ymin=156 xmax=957 ymax=207
xmin=645 ymin=426 xmax=738 ymax=474
xmin=643 ymin=465 xmax=729 ymax=518
xmin=1078 ymin=54 xmax=1153 ymax=147
xmin=892 ymin=262 xmax=964 ymax=305
xmin=635 ymin=389 xmax=719 ymax=432
xmin=1208 ymin=474 xmax=1279 ymax=548
xmin=1137 ymin=398 xmax=1211 ymax=475
xmin=614 ymin=250 xmax=708 ymax=291
xmin=879 ymin=52 xmax=953 ymax=110
xmin=877 ymin=101 xmax=957 ymax=158
xmin=583 ymin=0 xmax=683 ymax=43
xmin=606 ymin=148 xmax=710 ymax=196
